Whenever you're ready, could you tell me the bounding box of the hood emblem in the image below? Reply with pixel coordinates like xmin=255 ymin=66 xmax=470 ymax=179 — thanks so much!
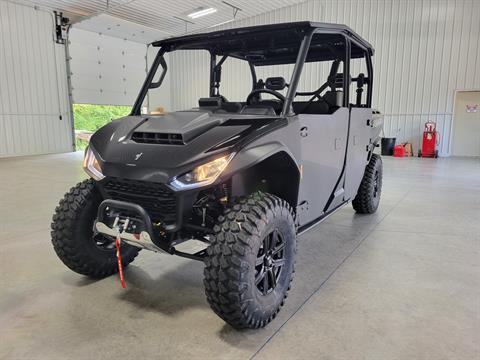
xmin=134 ymin=152 xmax=143 ymax=161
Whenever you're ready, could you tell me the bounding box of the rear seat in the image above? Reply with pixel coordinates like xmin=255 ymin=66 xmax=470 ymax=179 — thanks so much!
xmin=293 ymin=90 xmax=343 ymax=114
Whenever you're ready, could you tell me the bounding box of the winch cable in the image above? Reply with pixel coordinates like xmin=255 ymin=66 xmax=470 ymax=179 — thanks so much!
xmin=115 ymin=234 xmax=126 ymax=289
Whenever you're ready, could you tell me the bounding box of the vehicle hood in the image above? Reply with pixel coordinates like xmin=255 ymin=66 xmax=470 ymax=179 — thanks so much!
xmin=89 ymin=110 xmax=282 ymax=183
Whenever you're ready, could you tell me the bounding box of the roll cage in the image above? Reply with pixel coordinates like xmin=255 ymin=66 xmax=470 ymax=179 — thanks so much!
xmin=132 ymin=21 xmax=374 ymax=116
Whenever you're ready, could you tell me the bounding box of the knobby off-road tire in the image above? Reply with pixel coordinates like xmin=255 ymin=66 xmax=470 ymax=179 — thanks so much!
xmin=352 ymin=153 xmax=383 ymax=214
xmin=51 ymin=179 xmax=139 ymax=278
xmin=204 ymin=192 xmax=296 ymax=329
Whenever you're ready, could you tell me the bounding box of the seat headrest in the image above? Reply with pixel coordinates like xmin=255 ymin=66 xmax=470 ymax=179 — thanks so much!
xmin=329 ymin=74 xmax=351 ymax=89
xmin=324 ymin=90 xmax=343 ymax=107
xmin=221 ymin=102 xmax=242 ymax=113
xmin=265 ymin=77 xmax=287 ymax=91
xmin=199 ymin=97 xmax=222 ymax=108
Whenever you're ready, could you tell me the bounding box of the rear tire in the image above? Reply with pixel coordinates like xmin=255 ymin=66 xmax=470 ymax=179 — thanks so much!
xmin=204 ymin=192 xmax=296 ymax=329
xmin=352 ymin=154 xmax=383 ymax=214
xmin=51 ymin=179 xmax=139 ymax=278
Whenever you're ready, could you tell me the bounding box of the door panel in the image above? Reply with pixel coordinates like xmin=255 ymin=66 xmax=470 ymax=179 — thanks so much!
xmin=297 ymin=108 xmax=349 ymax=226
xmin=452 ymin=91 xmax=480 ymax=157
xmin=343 ymin=108 xmax=373 ymax=201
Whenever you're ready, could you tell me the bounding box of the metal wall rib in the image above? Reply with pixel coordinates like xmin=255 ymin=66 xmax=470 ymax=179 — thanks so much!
xmin=169 ymin=0 xmax=480 ymax=156
xmin=0 ymin=0 xmax=73 ymax=157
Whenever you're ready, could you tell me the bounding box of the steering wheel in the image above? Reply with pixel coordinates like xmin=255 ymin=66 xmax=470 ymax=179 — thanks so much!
xmin=246 ymin=89 xmax=286 ymax=106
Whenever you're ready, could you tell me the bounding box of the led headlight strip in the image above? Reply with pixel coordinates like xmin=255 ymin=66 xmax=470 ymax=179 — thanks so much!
xmin=170 ymin=153 xmax=235 ymax=190
xmin=83 ymin=146 xmax=105 ymax=181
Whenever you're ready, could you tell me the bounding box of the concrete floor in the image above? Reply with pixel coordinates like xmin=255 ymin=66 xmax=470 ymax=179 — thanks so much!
xmin=0 ymin=153 xmax=478 ymax=360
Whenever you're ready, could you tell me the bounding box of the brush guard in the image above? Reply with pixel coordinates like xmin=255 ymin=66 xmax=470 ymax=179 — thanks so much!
xmin=94 ymin=199 xmax=208 ymax=261
xmin=95 ymin=199 xmax=169 ymax=253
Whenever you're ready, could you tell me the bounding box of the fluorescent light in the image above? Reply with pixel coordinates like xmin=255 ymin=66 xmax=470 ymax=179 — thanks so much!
xmin=188 ymin=7 xmax=217 ymax=19
xmin=208 ymin=19 xmax=234 ymax=28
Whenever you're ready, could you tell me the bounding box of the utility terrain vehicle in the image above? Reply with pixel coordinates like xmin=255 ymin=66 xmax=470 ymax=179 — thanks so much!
xmin=52 ymin=22 xmax=383 ymax=329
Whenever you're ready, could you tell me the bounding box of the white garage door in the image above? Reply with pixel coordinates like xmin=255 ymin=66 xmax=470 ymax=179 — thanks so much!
xmin=68 ymin=28 xmax=147 ymax=106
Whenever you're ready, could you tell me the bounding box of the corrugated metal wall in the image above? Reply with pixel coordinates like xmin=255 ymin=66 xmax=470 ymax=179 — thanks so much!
xmin=169 ymin=0 xmax=480 ymax=156
xmin=69 ymin=28 xmax=147 ymax=106
xmin=0 ymin=0 xmax=73 ymax=157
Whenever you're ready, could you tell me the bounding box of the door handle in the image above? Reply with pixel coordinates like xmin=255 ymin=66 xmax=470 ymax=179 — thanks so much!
xmin=335 ymin=138 xmax=342 ymax=150
xmin=300 ymin=126 xmax=308 ymax=137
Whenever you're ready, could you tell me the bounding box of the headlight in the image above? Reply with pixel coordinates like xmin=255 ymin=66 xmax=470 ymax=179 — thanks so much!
xmin=170 ymin=154 xmax=234 ymax=190
xmin=83 ymin=146 xmax=105 ymax=181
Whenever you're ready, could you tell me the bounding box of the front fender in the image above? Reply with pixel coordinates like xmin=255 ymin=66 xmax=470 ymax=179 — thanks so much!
xmin=222 ymin=141 xmax=300 ymax=180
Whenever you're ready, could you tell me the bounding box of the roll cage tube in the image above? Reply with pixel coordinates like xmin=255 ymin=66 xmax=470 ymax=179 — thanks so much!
xmin=134 ymin=47 xmax=258 ymax=114
xmin=132 ymin=28 xmax=373 ymax=116
xmin=365 ymin=51 xmax=373 ymax=107
xmin=131 ymin=48 xmax=167 ymax=116
xmin=284 ymin=29 xmax=353 ymax=115
xmin=283 ymin=30 xmax=313 ymax=115
xmin=284 ymin=28 xmax=377 ymax=113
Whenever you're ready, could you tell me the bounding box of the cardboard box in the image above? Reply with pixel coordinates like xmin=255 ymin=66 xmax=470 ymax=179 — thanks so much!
xmin=403 ymin=142 xmax=413 ymax=157
xmin=150 ymin=106 xmax=166 ymax=115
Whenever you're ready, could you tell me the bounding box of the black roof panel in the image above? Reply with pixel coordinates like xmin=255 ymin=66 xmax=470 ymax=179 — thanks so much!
xmin=153 ymin=21 xmax=373 ymax=65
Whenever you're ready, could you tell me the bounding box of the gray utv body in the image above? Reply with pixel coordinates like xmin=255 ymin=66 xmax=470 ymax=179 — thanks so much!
xmin=89 ymin=21 xmax=382 ymax=251
xmin=53 ymin=21 xmax=383 ymax=330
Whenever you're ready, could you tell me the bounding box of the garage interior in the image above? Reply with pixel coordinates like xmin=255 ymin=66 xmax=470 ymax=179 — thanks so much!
xmin=1 ymin=0 xmax=479 ymax=359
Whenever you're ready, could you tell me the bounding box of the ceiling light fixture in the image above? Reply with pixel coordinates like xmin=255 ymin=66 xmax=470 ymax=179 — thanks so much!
xmin=208 ymin=2 xmax=241 ymax=29
xmin=187 ymin=7 xmax=217 ymax=19
xmin=208 ymin=19 xmax=234 ymax=28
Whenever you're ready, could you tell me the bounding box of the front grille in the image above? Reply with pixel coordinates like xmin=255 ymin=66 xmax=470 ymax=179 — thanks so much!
xmin=131 ymin=132 xmax=184 ymax=145
xmin=102 ymin=178 xmax=176 ymax=223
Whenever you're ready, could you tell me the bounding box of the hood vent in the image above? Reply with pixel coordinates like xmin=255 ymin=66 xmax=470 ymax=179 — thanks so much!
xmin=131 ymin=132 xmax=185 ymax=145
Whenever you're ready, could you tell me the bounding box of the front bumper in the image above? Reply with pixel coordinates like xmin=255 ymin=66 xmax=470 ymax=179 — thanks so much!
xmin=95 ymin=199 xmax=170 ymax=252
xmin=94 ymin=199 xmax=208 ymax=261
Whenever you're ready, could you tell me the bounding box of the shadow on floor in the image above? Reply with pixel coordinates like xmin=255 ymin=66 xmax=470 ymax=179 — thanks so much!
xmin=61 ymin=273 xmax=102 ymax=287
xmin=114 ymin=261 xmax=208 ymax=315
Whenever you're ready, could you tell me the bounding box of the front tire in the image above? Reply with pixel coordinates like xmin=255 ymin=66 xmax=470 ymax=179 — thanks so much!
xmin=51 ymin=179 xmax=139 ymax=278
xmin=352 ymin=154 xmax=383 ymax=214
xmin=204 ymin=192 xmax=296 ymax=329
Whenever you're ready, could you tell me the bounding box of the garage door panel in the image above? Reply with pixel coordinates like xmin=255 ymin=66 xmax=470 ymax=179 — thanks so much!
xmin=69 ymin=28 xmax=147 ymax=106
xmin=71 ymin=60 xmax=145 ymax=78
xmin=72 ymin=68 xmax=143 ymax=84
xmin=73 ymin=88 xmax=138 ymax=106
xmin=69 ymin=43 xmax=99 ymax=60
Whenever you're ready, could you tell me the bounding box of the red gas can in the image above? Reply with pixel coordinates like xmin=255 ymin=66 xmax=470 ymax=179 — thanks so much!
xmin=418 ymin=121 xmax=439 ymax=158
xmin=393 ymin=145 xmax=406 ymax=157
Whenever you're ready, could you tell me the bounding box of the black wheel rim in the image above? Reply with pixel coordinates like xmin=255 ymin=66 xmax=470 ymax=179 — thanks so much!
xmin=255 ymin=228 xmax=285 ymax=295
xmin=373 ymin=170 xmax=380 ymax=198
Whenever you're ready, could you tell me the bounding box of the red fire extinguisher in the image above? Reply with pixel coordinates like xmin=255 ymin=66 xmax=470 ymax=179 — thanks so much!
xmin=418 ymin=121 xmax=439 ymax=158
